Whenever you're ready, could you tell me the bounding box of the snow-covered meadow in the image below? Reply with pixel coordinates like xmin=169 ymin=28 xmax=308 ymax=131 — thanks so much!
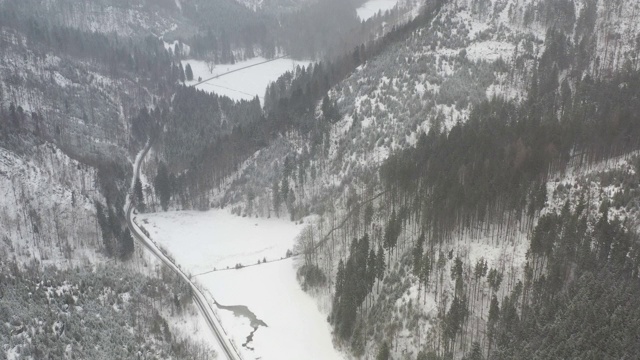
xmin=181 ymin=57 xmax=312 ymax=102
xmin=137 ymin=209 xmax=344 ymax=359
xmin=201 ymin=259 xmax=342 ymax=360
xmin=138 ymin=209 xmax=301 ymax=272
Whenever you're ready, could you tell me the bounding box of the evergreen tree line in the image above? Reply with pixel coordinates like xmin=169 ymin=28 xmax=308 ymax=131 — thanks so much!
xmin=95 ymin=201 xmax=134 ymax=260
xmin=92 ymin=148 xmax=135 ymax=260
xmin=263 ymin=0 xmax=446 ymax=124
xmin=0 ymin=8 xmax=176 ymax=84
xmin=188 ymin=25 xmax=272 ymax=63
xmin=331 ymin=233 xmax=385 ymax=341
xmin=186 ymin=0 xmax=413 ymax=62
xmin=0 ymin=102 xmax=44 ymax=144
xmin=131 ymin=85 xmax=265 ymax=211
xmin=0 ymin=260 xmax=213 ymax=359
xmin=0 ymin=98 xmax=136 ymax=260
xmin=271 ymin=148 xmax=327 ymax=220
xmin=380 ymin=68 xmax=640 ymax=248
xmin=371 ymin=193 xmax=640 ymax=359
xmin=487 ymin=201 xmax=640 ymax=359
xmin=181 ymin=0 xmax=275 ymax=61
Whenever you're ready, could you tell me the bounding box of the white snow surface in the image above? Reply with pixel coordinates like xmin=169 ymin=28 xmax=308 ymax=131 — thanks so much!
xmin=201 ymin=258 xmax=343 ymax=360
xmin=356 ymin=0 xmax=398 ymax=21
xmin=138 ymin=209 xmax=302 ymax=272
xmin=182 ymin=57 xmax=311 ymax=102
xmin=138 ymin=209 xmax=344 ymax=359
xmin=465 ymin=41 xmax=515 ymax=63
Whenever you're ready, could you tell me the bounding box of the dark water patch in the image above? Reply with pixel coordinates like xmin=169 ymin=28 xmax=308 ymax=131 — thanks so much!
xmin=214 ymin=301 xmax=267 ymax=349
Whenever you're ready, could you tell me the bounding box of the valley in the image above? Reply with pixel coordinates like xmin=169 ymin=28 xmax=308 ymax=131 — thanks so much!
xmin=135 ymin=207 xmax=343 ymax=359
xmin=3 ymin=0 xmax=640 ymax=359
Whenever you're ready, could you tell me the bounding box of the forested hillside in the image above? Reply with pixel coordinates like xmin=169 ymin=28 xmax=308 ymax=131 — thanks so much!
xmin=0 ymin=0 xmax=415 ymax=63
xmin=200 ymin=0 xmax=640 ymax=359
xmin=0 ymin=260 xmax=217 ymax=359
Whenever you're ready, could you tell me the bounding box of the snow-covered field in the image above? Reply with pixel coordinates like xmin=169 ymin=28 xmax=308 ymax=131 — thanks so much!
xmin=356 ymin=0 xmax=397 ymax=21
xmin=201 ymin=259 xmax=342 ymax=360
xmin=182 ymin=57 xmax=312 ymax=102
xmin=137 ymin=209 xmax=344 ymax=359
xmin=138 ymin=209 xmax=302 ymax=272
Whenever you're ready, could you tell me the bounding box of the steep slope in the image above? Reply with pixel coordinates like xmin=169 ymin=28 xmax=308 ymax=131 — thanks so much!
xmin=224 ymin=0 xmax=640 ymax=219
xmin=0 ymin=143 xmax=102 ymax=265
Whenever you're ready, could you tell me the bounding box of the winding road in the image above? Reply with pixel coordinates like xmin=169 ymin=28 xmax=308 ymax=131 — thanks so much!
xmin=125 ymin=143 xmax=243 ymax=360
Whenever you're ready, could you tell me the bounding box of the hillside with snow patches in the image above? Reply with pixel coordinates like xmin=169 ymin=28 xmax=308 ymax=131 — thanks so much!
xmin=0 ymin=1 xmax=231 ymax=358
xmin=223 ymin=0 xmax=640 ymax=222
xmin=0 ymin=0 xmax=289 ymax=39
xmin=222 ymin=0 xmax=544 ymax=213
xmin=0 ymin=139 xmax=223 ymax=358
xmin=0 ymin=143 xmax=101 ymax=265
xmin=211 ymin=0 xmax=640 ymax=358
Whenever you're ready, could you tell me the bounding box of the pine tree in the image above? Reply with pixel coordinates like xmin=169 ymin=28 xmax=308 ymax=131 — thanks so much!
xmin=487 ymin=269 xmax=503 ymax=297
xmin=383 ymin=210 xmax=399 ymax=255
xmin=367 ymin=249 xmax=377 ymax=293
xmin=421 ymin=252 xmax=431 ymax=300
xmin=469 ymin=341 xmax=483 ymax=360
xmin=376 ymin=245 xmax=385 ymax=291
xmin=413 ymin=233 xmax=425 ymax=277
xmin=335 ymin=259 xmax=345 ymax=299
xmin=134 ymin=177 xmax=145 ymax=211
xmin=364 ymin=203 xmax=374 ymax=227
xmin=96 ymin=202 xmax=113 ymax=257
xmin=120 ymin=228 xmax=135 ymax=260
xmin=154 ymin=162 xmax=172 ymax=211
xmin=185 ymin=63 xmax=194 ymax=81
xmin=376 ymin=341 xmax=390 ymax=360
xmin=272 ymin=181 xmax=281 ymax=217
xmin=178 ymin=63 xmax=186 ymax=82
xmin=9 ymin=103 xmax=19 ymax=128
xmin=487 ymin=295 xmax=500 ymax=357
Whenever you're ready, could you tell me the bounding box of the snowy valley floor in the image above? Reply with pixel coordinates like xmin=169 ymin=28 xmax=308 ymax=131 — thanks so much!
xmin=181 ymin=57 xmax=312 ymax=102
xmin=137 ymin=209 xmax=344 ymax=360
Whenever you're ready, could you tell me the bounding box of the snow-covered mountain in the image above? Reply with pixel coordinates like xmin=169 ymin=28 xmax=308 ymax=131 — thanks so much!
xmin=3 ymin=0 xmax=640 ymax=358
xmin=211 ymin=0 xmax=640 ymax=358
